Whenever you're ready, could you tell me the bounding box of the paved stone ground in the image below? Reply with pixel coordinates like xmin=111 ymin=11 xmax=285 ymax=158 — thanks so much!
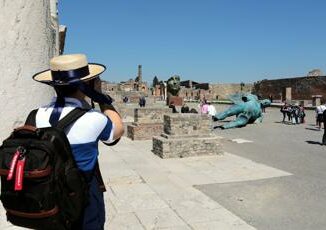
xmin=1 ymin=105 xmax=316 ymax=229
xmin=197 ymin=107 xmax=326 ymax=230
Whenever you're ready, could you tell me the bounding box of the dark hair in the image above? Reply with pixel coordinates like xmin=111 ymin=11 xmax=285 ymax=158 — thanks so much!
xmin=54 ymin=85 xmax=80 ymax=97
xmin=54 ymin=79 xmax=95 ymax=97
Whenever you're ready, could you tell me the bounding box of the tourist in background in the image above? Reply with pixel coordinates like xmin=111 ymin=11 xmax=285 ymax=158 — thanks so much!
xmin=181 ymin=103 xmax=190 ymax=113
xmin=315 ymin=103 xmax=326 ymax=130
xmin=280 ymin=102 xmax=289 ymax=123
xmin=291 ymin=104 xmax=300 ymax=124
xmin=169 ymin=101 xmax=178 ymax=113
xmin=299 ymin=104 xmax=305 ymax=123
xmin=207 ymin=102 xmax=217 ymax=117
xmin=139 ymin=96 xmax=146 ymax=107
xmin=123 ymin=96 xmax=129 ymax=103
xmin=323 ymin=109 xmax=326 ymax=145
xmin=200 ymin=99 xmax=209 ymax=114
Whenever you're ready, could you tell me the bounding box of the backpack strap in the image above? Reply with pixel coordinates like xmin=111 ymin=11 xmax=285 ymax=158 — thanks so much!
xmin=56 ymin=107 xmax=107 ymax=192
xmin=56 ymin=108 xmax=89 ymax=130
xmin=25 ymin=109 xmax=38 ymax=126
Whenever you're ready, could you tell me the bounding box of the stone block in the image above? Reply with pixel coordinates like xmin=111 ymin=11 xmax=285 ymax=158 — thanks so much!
xmin=163 ymin=114 xmax=211 ymax=136
xmin=128 ymin=123 xmax=164 ymax=140
xmin=152 ymin=114 xmax=222 ymax=158
xmin=152 ymin=135 xmax=223 ymax=158
xmin=127 ymin=107 xmax=172 ymax=140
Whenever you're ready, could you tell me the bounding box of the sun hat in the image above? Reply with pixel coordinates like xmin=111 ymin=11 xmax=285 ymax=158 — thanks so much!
xmin=33 ymin=54 xmax=106 ymax=85
xmin=32 ymin=54 xmax=113 ymax=126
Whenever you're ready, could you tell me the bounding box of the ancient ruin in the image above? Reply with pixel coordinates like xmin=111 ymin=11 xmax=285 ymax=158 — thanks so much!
xmin=152 ymin=114 xmax=223 ymax=158
xmin=127 ymin=107 xmax=172 ymax=140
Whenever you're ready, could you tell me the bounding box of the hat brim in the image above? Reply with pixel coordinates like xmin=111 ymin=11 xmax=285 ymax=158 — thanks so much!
xmin=33 ymin=63 xmax=106 ymax=85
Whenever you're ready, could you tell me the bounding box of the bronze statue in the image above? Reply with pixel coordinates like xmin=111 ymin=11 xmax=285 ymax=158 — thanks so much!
xmin=167 ymin=75 xmax=181 ymax=97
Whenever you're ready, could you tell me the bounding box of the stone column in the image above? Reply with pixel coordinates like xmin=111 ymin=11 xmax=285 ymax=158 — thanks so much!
xmin=312 ymin=95 xmax=322 ymax=106
xmin=0 ymin=0 xmax=57 ymax=141
xmin=138 ymin=65 xmax=142 ymax=82
xmin=285 ymin=87 xmax=292 ymax=102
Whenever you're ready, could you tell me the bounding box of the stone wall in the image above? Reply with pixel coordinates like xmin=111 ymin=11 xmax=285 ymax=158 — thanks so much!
xmin=0 ymin=0 xmax=58 ymax=141
xmin=163 ymin=114 xmax=211 ymax=136
xmin=153 ymin=114 xmax=223 ymax=158
xmin=127 ymin=107 xmax=172 ymax=140
xmin=253 ymin=76 xmax=326 ymax=102
xmin=210 ymin=83 xmax=253 ymax=100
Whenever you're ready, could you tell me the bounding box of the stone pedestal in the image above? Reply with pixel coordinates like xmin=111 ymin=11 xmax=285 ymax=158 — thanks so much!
xmin=167 ymin=96 xmax=183 ymax=106
xmin=312 ymin=95 xmax=322 ymax=106
xmin=152 ymin=114 xmax=223 ymax=158
xmin=127 ymin=107 xmax=172 ymax=140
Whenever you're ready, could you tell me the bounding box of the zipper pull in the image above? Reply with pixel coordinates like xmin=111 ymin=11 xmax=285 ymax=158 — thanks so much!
xmin=14 ymin=152 xmax=26 ymax=191
xmin=7 ymin=147 xmax=25 ymax=181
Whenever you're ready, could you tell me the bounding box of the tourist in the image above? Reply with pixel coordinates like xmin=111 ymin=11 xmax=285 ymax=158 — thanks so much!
xmin=31 ymin=54 xmax=124 ymax=229
xmin=286 ymin=105 xmax=293 ymax=122
xmin=123 ymin=96 xmax=129 ymax=103
xmin=280 ymin=102 xmax=289 ymax=123
xmin=189 ymin=108 xmax=198 ymax=113
xmin=181 ymin=103 xmax=190 ymax=113
xmin=139 ymin=96 xmax=146 ymax=107
xmin=323 ymin=109 xmax=326 ymax=145
xmin=291 ymin=104 xmax=300 ymax=124
xmin=207 ymin=102 xmax=217 ymax=117
xmin=200 ymin=99 xmax=209 ymax=114
xmin=169 ymin=101 xmax=178 ymax=113
xmin=261 ymin=103 xmax=266 ymax=113
xmin=299 ymin=104 xmax=305 ymax=123
xmin=315 ymin=103 xmax=326 ymax=130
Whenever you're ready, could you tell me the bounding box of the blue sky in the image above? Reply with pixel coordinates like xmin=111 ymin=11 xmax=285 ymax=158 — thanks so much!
xmin=59 ymin=0 xmax=326 ymax=84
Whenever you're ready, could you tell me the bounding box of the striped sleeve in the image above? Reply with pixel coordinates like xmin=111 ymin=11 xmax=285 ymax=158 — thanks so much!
xmin=99 ymin=116 xmax=115 ymax=143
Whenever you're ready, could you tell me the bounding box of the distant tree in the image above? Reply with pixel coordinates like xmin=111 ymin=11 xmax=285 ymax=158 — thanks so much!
xmin=152 ymin=76 xmax=159 ymax=87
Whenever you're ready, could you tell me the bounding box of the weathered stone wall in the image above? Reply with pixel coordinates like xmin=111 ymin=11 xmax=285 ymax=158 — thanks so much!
xmin=253 ymin=76 xmax=326 ymax=102
xmin=152 ymin=114 xmax=223 ymax=158
xmin=163 ymin=114 xmax=211 ymax=136
xmin=0 ymin=0 xmax=57 ymax=141
xmin=210 ymin=83 xmax=253 ymax=100
xmin=127 ymin=107 xmax=172 ymax=140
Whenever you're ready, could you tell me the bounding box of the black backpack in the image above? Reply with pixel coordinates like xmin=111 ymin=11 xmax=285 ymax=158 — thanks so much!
xmin=0 ymin=108 xmax=90 ymax=230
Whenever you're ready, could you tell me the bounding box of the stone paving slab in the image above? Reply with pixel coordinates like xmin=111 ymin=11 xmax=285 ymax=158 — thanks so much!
xmin=0 ymin=137 xmax=291 ymax=229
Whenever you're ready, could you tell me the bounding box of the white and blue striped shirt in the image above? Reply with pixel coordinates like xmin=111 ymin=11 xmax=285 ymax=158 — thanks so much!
xmin=35 ymin=97 xmax=114 ymax=171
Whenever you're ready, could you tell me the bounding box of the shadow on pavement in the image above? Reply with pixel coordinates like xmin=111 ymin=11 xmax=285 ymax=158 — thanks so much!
xmin=306 ymin=140 xmax=323 ymax=145
xmin=305 ymin=128 xmax=321 ymax=131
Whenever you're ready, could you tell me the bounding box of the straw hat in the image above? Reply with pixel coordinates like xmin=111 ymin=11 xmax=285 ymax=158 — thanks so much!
xmin=33 ymin=54 xmax=106 ymax=85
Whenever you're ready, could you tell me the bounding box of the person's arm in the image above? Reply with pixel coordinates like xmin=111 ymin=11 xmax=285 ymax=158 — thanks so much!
xmin=94 ymin=78 xmax=124 ymax=140
xmin=99 ymin=104 xmax=124 ymax=140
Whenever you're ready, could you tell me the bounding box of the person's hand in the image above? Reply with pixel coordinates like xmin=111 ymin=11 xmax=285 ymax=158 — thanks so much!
xmin=93 ymin=77 xmax=102 ymax=93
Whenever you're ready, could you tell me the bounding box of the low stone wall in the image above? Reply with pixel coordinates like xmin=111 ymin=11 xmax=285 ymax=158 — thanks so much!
xmin=127 ymin=107 xmax=172 ymax=140
xmin=152 ymin=114 xmax=223 ymax=158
